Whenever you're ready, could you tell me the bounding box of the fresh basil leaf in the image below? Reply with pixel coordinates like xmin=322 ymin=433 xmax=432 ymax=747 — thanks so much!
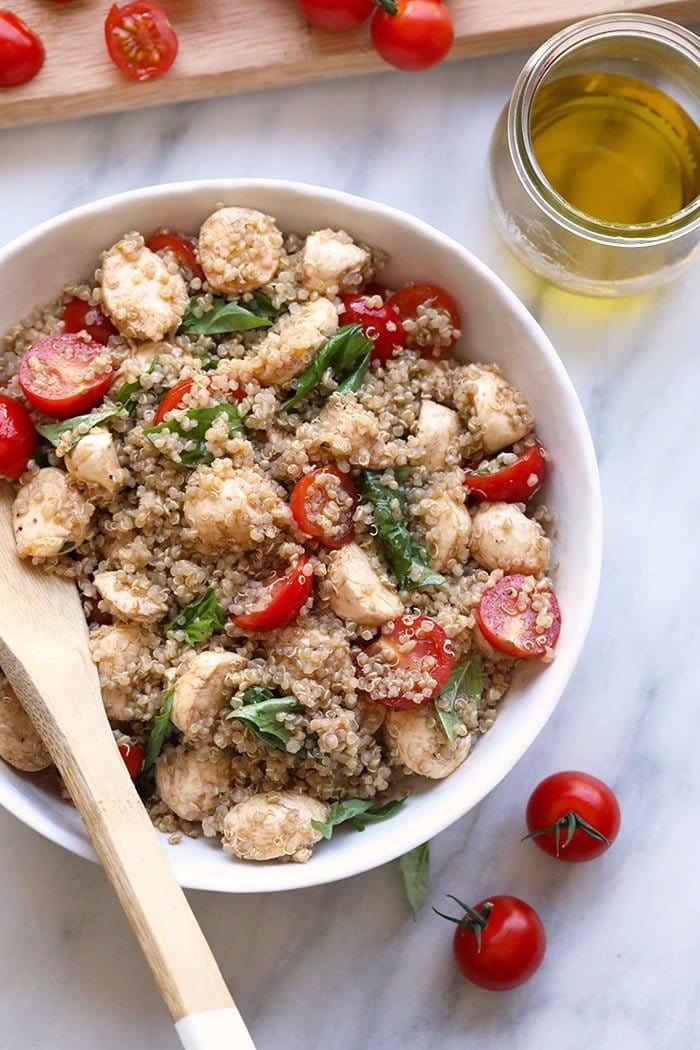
xmin=114 ymin=357 xmax=161 ymax=416
xmin=144 ymin=403 xmax=244 ymax=467
xmin=352 ymin=796 xmax=406 ymax=830
xmin=249 ymin=290 xmax=284 ymax=320
xmin=280 ymin=325 xmax=374 ymax=411
xmin=399 ymin=842 xmax=430 ymax=919
xmin=334 ymin=348 xmax=372 ymax=395
xmin=179 ymin=296 xmax=273 ymax=336
xmin=164 ymin=587 xmax=226 ymax=645
xmin=359 ymin=471 xmax=445 ymax=591
xmin=311 ymin=796 xmax=406 ymax=840
xmin=435 ymin=653 xmax=484 ymax=741
xmin=227 ymin=687 xmax=300 ymax=750
xmin=136 ymin=689 xmax=174 ymax=798
xmin=36 ymin=404 xmax=124 ymax=452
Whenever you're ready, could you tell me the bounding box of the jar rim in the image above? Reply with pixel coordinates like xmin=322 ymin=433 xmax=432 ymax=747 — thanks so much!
xmin=507 ymin=13 xmax=700 ymax=246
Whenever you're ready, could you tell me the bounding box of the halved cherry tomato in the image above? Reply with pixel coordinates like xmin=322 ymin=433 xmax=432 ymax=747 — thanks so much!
xmin=19 ymin=335 xmax=113 ymax=419
xmin=340 ymin=292 xmax=402 ymax=365
xmin=297 ymin=0 xmax=374 ymax=31
xmin=464 ymin=441 xmax=547 ymax=503
xmin=0 ymin=394 xmax=37 ymax=480
xmin=476 ymin=574 xmax=561 ymax=659
xmin=387 ymin=282 xmax=461 ymax=356
xmin=361 ymin=614 xmax=453 ymax=708
xmin=371 ymin=0 xmax=454 ymax=72
xmin=145 ymin=231 xmax=204 ymax=281
xmin=153 ymin=375 xmax=244 ymax=425
xmin=105 ymin=1 xmax=178 ymax=82
xmin=437 ymin=894 xmax=546 ymax=991
xmin=63 ymin=298 xmax=117 ymax=346
xmin=118 ymin=741 xmax=145 ymax=780
xmin=289 ymin=467 xmax=358 ymax=549
xmin=0 ymin=12 xmax=45 ymax=88
xmin=232 ymin=559 xmax=314 ymax=632
xmin=525 ymin=771 xmax=621 ymax=862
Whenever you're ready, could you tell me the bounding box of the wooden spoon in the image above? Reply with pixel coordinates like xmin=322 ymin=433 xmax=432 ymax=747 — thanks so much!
xmin=0 ymin=484 xmax=256 ymax=1050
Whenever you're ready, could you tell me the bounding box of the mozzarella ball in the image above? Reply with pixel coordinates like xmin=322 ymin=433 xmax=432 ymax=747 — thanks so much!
xmin=222 ymin=791 xmax=329 ymax=863
xmin=198 ymin=207 xmax=283 ymax=294
xmin=155 ymin=745 xmax=232 ymax=822
xmin=326 ymin=543 xmax=403 ymax=627
xmin=384 ymin=705 xmax=472 ymax=779
xmin=12 ymin=468 xmax=92 ymax=559
xmin=470 ymin=503 xmax=550 ymax=575
xmin=184 ymin=460 xmax=291 ymax=553
xmin=101 ymin=235 xmax=188 ymax=342
xmin=0 ymin=675 xmax=51 ymax=772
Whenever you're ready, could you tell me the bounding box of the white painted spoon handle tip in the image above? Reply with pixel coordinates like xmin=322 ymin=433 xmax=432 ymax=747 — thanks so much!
xmin=175 ymin=1008 xmax=257 ymax=1050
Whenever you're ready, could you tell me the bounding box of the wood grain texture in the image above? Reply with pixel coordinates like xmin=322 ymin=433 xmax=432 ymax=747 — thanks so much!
xmin=1 ymin=1 xmax=699 ymax=129
xmin=0 ymin=484 xmax=245 ymax=1036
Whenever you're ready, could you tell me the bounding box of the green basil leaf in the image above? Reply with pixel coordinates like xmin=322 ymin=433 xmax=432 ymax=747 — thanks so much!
xmin=179 ymin=296 xmax=273 ymax=336
xmin=435 ymin=653 xmax=484 ymax=741
xmin=280 ymin=325 xmax=374 ymax=411
xmin=136 ymin=689 xmax=174 ymax=798
xmin=36 ymin=404 xmax=124 ymax=452
xmin=334 ymin=348 xmax=372 ymax=395
xmin=359 ymin=470 xmax=445 ymax=591
xmin=114 ymin=356 xmax=162 ymax=416
xmin=311 ymin=796 xmax=406 ymax=840
xmin=164 ymin=587 xmax=226 ymax=645
xmin=227 ymin=687 xmax=301 ymax=750
xmin=399 ymin=842 xmax=430 ymax=919
xmin=351 ymin=796 xmax=406 ymax=830
xmin=249 ymin=290 xmax=284 ymax=320
xmin=144 ymin=403 xmax=244 ymax=467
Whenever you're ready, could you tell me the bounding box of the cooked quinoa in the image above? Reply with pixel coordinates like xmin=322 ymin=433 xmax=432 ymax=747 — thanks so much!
xmin=0 ymin=207 xmax=560 ymax=864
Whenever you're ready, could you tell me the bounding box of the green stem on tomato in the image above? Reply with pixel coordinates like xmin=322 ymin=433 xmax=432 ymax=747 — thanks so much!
xmin=522 ymin=809 xmax=612 ymax=857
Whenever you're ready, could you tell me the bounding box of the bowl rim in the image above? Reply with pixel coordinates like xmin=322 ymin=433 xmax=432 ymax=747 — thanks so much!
xmin=0 ymin=178 xmax=602 ymax=892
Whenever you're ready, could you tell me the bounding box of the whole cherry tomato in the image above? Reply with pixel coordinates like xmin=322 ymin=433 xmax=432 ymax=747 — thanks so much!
xmin=0 ymin=11 xmax=45 ymax=88
xmin=436 ymin=894 xmax=546 ymax=991
xmin=297 ymin=0 xmax=374 ymax=31
xmin=525 ymin=771 xmax=621 ymax=861
xmin=0 ymin=394 xmax=37 ymax=479
xmin=371 ymin=1 xmax=454 ymax=72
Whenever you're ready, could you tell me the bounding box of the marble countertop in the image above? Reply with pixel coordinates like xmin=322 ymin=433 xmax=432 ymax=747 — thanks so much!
xmin=1 ymin=44 xmax=699 ymax=1050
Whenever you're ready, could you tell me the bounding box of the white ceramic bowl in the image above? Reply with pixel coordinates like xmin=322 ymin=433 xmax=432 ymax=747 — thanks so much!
xmin=0 ymin=180 xmax=602 ymax=893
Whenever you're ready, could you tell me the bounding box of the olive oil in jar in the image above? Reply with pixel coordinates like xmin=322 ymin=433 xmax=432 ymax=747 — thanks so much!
xmin=530 ymin=72 xmax=700 ymax=226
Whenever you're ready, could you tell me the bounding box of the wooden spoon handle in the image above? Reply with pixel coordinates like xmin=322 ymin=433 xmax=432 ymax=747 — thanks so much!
xmin=3 ymin=658 xmax=255 ymax=1048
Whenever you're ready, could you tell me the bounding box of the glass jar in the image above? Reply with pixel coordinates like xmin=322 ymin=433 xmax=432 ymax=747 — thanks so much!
xmin=487 ymin=15 xmax=700 ymax=297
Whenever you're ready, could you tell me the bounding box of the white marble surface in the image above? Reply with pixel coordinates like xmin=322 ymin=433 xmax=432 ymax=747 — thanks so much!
xmin=1 ymin=46 xmax=700 ymax=1050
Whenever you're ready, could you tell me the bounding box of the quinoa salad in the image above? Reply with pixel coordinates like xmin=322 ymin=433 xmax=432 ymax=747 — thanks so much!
xmin=0 ymin=206 xmax=561 ymax=864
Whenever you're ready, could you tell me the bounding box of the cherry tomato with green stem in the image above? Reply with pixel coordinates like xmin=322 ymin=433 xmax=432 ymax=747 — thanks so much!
xmin=371 ymin=0 xmax=454 ymax=73
xmin=525 ymin=771 xmax=621 ymax=861
xmin=435 ymin=894 xmax=546 ymax=990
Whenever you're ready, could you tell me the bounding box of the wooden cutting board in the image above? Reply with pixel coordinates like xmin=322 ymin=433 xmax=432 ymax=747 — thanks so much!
xmin=2 ymin=1 xmax=699 ymax=129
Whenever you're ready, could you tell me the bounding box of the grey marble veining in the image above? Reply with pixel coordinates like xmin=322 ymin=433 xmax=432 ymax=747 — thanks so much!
xmin=2 ymin=44 xmax=700 ymax=1050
